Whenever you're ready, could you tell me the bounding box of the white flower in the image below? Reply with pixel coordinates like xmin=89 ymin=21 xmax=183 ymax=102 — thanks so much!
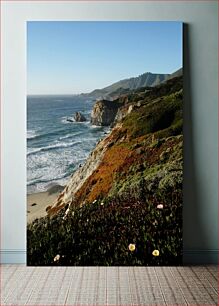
xmin=93 ymin=200 xmax=97 ymax=204
xmin=100 ymin=202 xmax=104 ymax=206
xmin=54 ymin=254 xmax=60 ymax=262
xmin=65 ymin=208 xmax=70 ymax=216
xmin=157 ymin=204 xmax=164 ymax=209
xmin=63 ymin=208 xmax=70 ymax=220
xmin=128 ymin=244 xmax=136 ymax=252
xmin=152 ymin=250 xmax=159 ymax=256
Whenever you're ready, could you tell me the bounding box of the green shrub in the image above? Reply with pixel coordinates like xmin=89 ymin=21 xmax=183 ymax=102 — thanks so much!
xmin=27 ymin=190 xmax=182 ymax=266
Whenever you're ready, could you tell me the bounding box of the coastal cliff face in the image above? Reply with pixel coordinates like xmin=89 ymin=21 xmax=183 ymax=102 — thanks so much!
xmin=45 ymin=75 xmax=183 ymax=216
xmin=28 ymin=75 xmax=183 ymax=266
xmin=90 ymin=94 xmax=134 ymax=126
xmin=90 ymin=100 xmax=123 ymax=126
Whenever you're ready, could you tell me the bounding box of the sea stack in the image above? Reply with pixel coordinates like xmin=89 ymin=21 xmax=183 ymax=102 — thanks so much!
xmin=74 ymin=112 xmax=86 ymax=122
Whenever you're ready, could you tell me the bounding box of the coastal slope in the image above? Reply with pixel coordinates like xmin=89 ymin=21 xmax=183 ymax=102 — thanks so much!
xmin=27 ymin=74 xmax=183 ymax=266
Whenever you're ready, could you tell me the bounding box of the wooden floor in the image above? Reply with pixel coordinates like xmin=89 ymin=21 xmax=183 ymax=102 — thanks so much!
xmin=1 ymin=265 xmax=218 ymax=305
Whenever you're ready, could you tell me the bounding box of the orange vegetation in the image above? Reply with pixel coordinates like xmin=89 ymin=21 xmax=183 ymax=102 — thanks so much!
xmin=75 ymin=144 xmax=131 ymax=203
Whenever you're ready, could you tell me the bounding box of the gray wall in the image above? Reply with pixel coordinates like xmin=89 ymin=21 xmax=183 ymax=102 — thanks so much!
xmin=1 ymin=1 xmax=218 ymax=263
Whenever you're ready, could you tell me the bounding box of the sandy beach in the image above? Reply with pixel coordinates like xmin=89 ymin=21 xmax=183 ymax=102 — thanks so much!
xmin=27 ymin=185 xmax=64 ymax=224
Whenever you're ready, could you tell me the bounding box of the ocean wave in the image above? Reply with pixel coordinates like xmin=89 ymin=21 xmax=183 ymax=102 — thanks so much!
xmin=27 ymin=95 xmax=101 ymax=194
xmin=90 ymin=125 xmax=101 ymax=129
xmin=27 ymin=130 xmax=40 ymax=139
xmin=58 ymin=131 xmax=83 ymax=140
xmin=27 ymin=172 xmax=71 ymax=187
xmin=61 ymin=116 xmax=75 ymax=124
xmin=27 ymin=140 xmax=82 ymax=156
xmin=27 ymin=177 xmax=69 ymax=194
xmin=61 ymin=116 xmax=90 ymax=125
xmin=27 ymin=157 xmax=87 ymax=191
xmin=27 ymin=160 xmax=86 ymax=187
xmin=27 ymin=128 xmax=76 ymax=142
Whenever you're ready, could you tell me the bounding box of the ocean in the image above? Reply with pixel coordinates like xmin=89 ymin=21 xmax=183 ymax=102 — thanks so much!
xmin=27 ymin=95 xmax=108 ymax=194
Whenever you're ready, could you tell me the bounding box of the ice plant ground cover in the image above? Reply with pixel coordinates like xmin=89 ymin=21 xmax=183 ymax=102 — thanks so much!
xmin=27 ymin=189 xmax=182 ymax=266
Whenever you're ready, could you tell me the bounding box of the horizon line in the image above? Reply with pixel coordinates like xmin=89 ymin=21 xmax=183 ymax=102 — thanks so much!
xmin=27 ymin=66 xmax=182 ymax=96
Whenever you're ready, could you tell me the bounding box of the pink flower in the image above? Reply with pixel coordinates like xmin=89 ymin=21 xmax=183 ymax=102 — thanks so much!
xmin=157 ymin=204 xmax=163 ymax=209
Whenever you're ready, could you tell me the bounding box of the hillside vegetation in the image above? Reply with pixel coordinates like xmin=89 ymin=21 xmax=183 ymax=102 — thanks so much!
xmin=27 ymin=75 xmax=183 ymax=266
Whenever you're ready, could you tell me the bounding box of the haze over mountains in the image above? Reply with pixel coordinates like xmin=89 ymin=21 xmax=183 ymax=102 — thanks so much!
xmin=82 ymin=68 xmax=182 ymax=99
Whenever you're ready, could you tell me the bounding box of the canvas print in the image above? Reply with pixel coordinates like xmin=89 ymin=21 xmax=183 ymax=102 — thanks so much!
xmin=27 ymin=21 xmax=183 ymax=266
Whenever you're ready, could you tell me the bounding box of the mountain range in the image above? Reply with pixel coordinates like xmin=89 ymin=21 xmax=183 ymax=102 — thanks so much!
xmin=82 ymin=68 xmax=182 ymax=99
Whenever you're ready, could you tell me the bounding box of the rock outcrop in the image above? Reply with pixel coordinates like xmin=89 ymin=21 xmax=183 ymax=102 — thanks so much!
xmin=91 ymin=100 xmax=122 ymax=126
xmin=66 ymin=118 xmax=74 ymax=123
xmin=74 ymin=112 xmax=86 ymax=122
xmin=113 ymin=100 xmax=143 ymax=125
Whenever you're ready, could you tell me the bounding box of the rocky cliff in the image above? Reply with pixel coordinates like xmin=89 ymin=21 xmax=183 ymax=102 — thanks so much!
xmin=28 ymin=75 xmax=183 ymax=266
xmin=90 ymin=99 xmax=123 ymax=126
xmin=47 ymin=75 xmax=183 ymax=215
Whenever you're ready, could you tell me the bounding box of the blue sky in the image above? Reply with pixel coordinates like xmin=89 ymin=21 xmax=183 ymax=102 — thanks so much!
xmin=27 ymin=21 xmax=182 ymax=95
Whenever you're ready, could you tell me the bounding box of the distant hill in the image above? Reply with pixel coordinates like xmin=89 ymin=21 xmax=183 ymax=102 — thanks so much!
xmin=82 ymin=68 xmax=182 ymax=99
xmin=165 ymin=68 xmax=183 ymax=81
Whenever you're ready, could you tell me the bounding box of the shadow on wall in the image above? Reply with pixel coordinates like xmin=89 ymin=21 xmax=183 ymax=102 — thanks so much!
xmin=183 ymin=23 xmax=212 ymax=264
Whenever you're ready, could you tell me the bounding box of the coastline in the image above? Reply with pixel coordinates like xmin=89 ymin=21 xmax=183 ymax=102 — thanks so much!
xmin=27 ymin=185 xmax=64 ymax=224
